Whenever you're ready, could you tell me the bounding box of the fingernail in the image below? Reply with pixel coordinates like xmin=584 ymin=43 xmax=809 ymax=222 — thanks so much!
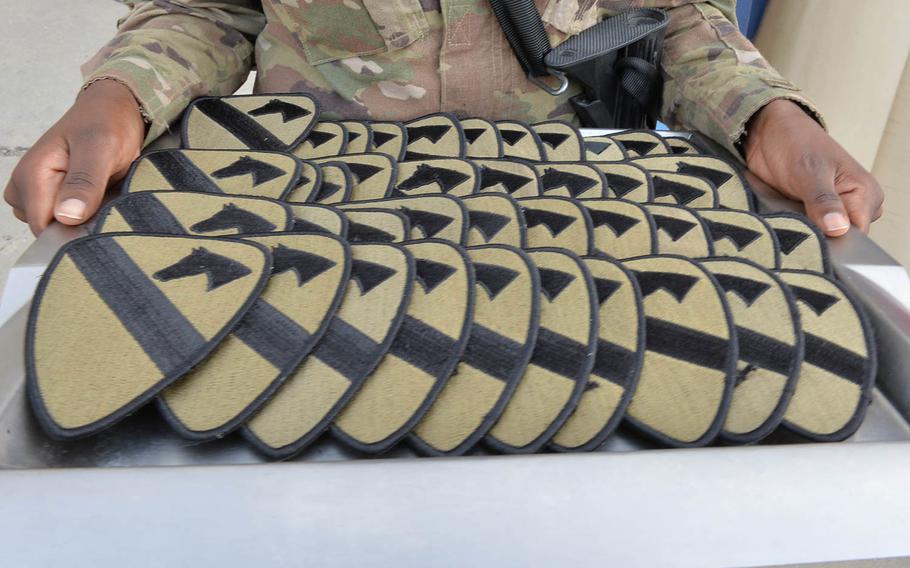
xmin=822 ymin=212 xmax=850 ymax=233
xmin=56 ymin=198 xmax=86 ymax=221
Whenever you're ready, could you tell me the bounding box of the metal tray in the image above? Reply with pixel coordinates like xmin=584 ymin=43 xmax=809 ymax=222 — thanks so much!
xmin=2 ymin=132 xmax=909 ymax=567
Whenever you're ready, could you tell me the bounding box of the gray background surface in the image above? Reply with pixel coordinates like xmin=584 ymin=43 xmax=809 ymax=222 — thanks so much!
xmin=0 ymin=1 xmax=126 ymax=289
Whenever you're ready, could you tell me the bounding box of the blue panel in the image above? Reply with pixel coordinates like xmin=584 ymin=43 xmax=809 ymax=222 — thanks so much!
xmin=736 ymin=0 xmax=768 ymax=39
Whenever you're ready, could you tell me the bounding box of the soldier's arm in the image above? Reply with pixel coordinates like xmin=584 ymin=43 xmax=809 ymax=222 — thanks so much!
xmin=660 ymin=1 xmax=882 ymax=236
xmin=4 ymin=1 xmax=265 ymax=234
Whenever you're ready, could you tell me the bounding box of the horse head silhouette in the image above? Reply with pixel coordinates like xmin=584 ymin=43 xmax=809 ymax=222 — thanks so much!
xmin=153 ymin=247 xmax=252 ymax=291
xmin=190 ymin=203 xmax=277 ymax=234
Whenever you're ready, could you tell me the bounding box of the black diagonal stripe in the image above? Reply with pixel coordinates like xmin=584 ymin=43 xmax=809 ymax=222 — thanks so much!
xmin=68 ymin=238 xmax=206 ymax=373
xmin=530 ymin=327 xmax=590 ymax=378
xmin=195 ymin=99 xmax=286 ymax=151
xmin=232 ymin=299 xmax=312 ymax=369
xmin=146 ymin=152 xmax=223 ymax=193
xmin=645 ymin=316 xmax=730 ymax=371
xmin=313 ymin=317 xmax=383 ymax=381
xmin=389 ymin=315 xmax=460 ymax=377
xmin=460 ymin=323 xmax=525 ymax=382
xmin=803 ymin=332 xmax=868 ymax=385
xmin=735 ymin=326 xmax=796 ymax=376
xmin=115 ymin=193 xmax=186 ymax=234
xmin=592 ymin=338 xmax=637 ymax=387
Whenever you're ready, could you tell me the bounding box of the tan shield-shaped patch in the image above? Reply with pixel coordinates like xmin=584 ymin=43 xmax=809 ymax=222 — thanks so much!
xmin=610 ymin=129 xmax=671 ymax=157
xmin=699 ymin=209 xmax=780 ymax=269
xmin=474 ymin=159 xmax=541 ymax=198
xmin=622 ymin=255 xmax=736 ymax=446
xmin=243 ymin=243 xmax=415 ymax=458
xmin=287 ymin=204 xmax=348 ymax=236
xmin=333 ymin=240 xmax=474 ymax=453
xmin=158 ymin=234 xmax=350 ymax=440
xmin=497 ymin=120 xmax=546 ymax=161
xmin=392 ymin=158 xmax=479 ymax=197
xmin=664 ymin=137 xmax=701 ymax=155
xmin=778 ymin=270 xmax=876 ymax=441
xmin=369 ymin=121 xmax=408 ymax=161
xmin=534 ymin=163 xmax=606 ymax=199
xmin=588 ymin=162 xmax=653 ymax=202
xmin=95 ymin=192 xmax=292 ymax=237
xmin=644 ymin=203 xmax=713 ymax=257
xmin=532 ymin=120 xmax=584 ymax=161
xmin=311 ymin=161 xmax=353 ymax=204
xmin=461 ymin=117 xmax=504 ymax=158
xmin=580 ymin=199 xmax=657 ymax=259
xmin=344 ymin=209 xmax=410 ymax=243
xmin=284 ymin=160 xmax=323 ymax=203
xmin=341 ymin=195 xmax=469 ymax=244
xmin=27 ymin=234 xmax=271 ymax=439
xmin=583 ymin=136 xmax=628 ymax=161
xmin=404 ymin=113 xmax=465 ymax=160
xmin=702 ymin=258 xmax=803 ymax=443
xmin=123 ymin=149 xmax=301 ymax=201
xmin=633 ymin=155 xmax=754 ymax=211
xmin=487 ymin=248 xmax=597 ymax=453
xmin=551 ymin=256 xmax=645 ymax=451
xmin=412 ymin=245 xmax=541 ymax=456
xmin=519 ymin=197 xmax=594 ymax=255
xmin=462 ymin=194 xmax=526 ymax=248
xmin=339 ymin=120 xmax=373 ymax=154
xmin=182 ymin=94 xmax=318 ymax=151
xmin=314 ymin=153 xmax=396 ymax=201
xmin=764 ymin=213 xmax=831 ymax=274
xmin=651 ymin=172 xmax=719 ymax=208
xmin=292 ymin=121 xmax=349 ymax=159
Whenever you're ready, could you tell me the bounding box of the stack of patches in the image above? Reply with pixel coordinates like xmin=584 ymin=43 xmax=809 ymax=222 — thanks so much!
xmin=26 ymin=94 xmax=877 ymax=459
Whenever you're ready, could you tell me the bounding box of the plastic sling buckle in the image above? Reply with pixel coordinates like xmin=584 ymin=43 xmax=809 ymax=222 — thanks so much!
xmin=544 ymin=8 xmax=670 ymax=129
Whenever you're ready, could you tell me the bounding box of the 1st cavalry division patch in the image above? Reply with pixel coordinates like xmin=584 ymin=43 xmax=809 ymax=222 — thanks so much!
xmin=778 ymin=270 xmax=876 ymax=441
xmin=702 ymin=258 xmax=803 ymax=443
xmin=182 ymin=94 xmax=318 ymax=151
xmin=244 ymin=243 xmax=415 ymax=458
xmin=392 ymin=158 xmax=479 ymax=197
xmin=27 ymin=234 xmax=271 ymax=438
xmin=95 ymin=192 xmax=292 ymax=237
xmin=622 ymin=255 xmax=737 ymax=447
xmin=411 ymin=245 xmax=541 ymax=456
xmin=579 ymin=199 xmax=657 ymax=259
xmin=487 ymin=248 xmax=598 ymax=453
xmin=460 ymin=117 xmax=503 ymax=159
xmin=159 ymin=234 xmax=350 ymax=440
xmin=551 ymin=256 xmax=645 ymax=451
xmin=404 ymin=113 xmax=465 ymax=160
xmin=520 ymin=197 xmax=594 ymax=255
xmin=333 ymin=240 xmax=474 ymax=453
xmin=462 ymin=194 xmax=527 ymax=248
xmin=124 ymin=149 xmax=302 ymax=200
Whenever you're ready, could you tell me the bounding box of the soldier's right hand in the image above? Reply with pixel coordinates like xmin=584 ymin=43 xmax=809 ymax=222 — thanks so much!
xmin=4 ymin=80 xmax=146 ymax=235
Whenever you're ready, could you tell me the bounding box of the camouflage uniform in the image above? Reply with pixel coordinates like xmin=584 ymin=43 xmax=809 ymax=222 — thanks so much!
xmin=83 ymin=0 xmax=822 ymax=156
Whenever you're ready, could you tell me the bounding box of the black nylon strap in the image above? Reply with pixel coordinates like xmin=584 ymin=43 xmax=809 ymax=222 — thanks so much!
xmin=488 ymin=0 xmax=551 ymax=77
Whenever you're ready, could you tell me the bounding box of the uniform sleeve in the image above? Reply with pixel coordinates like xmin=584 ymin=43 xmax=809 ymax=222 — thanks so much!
xmin=82 ymin=0 xmax=266 ymax=145
xmin=659 ymin=1 xmax=825 ymax=157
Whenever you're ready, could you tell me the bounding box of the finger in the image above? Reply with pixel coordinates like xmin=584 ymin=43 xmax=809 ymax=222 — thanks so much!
xmin=53 ymin=135 xmax=117 ymax=225
xmin=11 ymin=150 xmax=66 ymax=236
xmin=838 ymin=175 xmax=883 ymax=233
xmin=801 ymin=182 xmax=851 ymax=238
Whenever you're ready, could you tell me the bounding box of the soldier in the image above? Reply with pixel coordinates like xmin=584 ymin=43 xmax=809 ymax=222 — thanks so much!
xmin=4 ymin=0 xmax=883 ymax=238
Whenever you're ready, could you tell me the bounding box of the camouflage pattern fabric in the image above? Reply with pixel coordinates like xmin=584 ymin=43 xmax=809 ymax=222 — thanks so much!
xmin=85 ymin=1 xmax=823 ymax=156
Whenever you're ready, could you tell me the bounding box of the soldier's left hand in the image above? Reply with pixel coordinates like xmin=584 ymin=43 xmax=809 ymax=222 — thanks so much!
xmin=743 ymin=99 xmax=884 ymax=237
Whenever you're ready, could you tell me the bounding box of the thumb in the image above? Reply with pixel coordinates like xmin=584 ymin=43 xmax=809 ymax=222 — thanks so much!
xmin=801 ymin=181 xmax=851 ymax=238
xmin=53 ymin=138 xmax=117 ymax=225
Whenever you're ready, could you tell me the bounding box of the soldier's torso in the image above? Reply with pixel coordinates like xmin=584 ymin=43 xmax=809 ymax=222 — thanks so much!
xmin=254 ymin=0 xmax=698 ymax=122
